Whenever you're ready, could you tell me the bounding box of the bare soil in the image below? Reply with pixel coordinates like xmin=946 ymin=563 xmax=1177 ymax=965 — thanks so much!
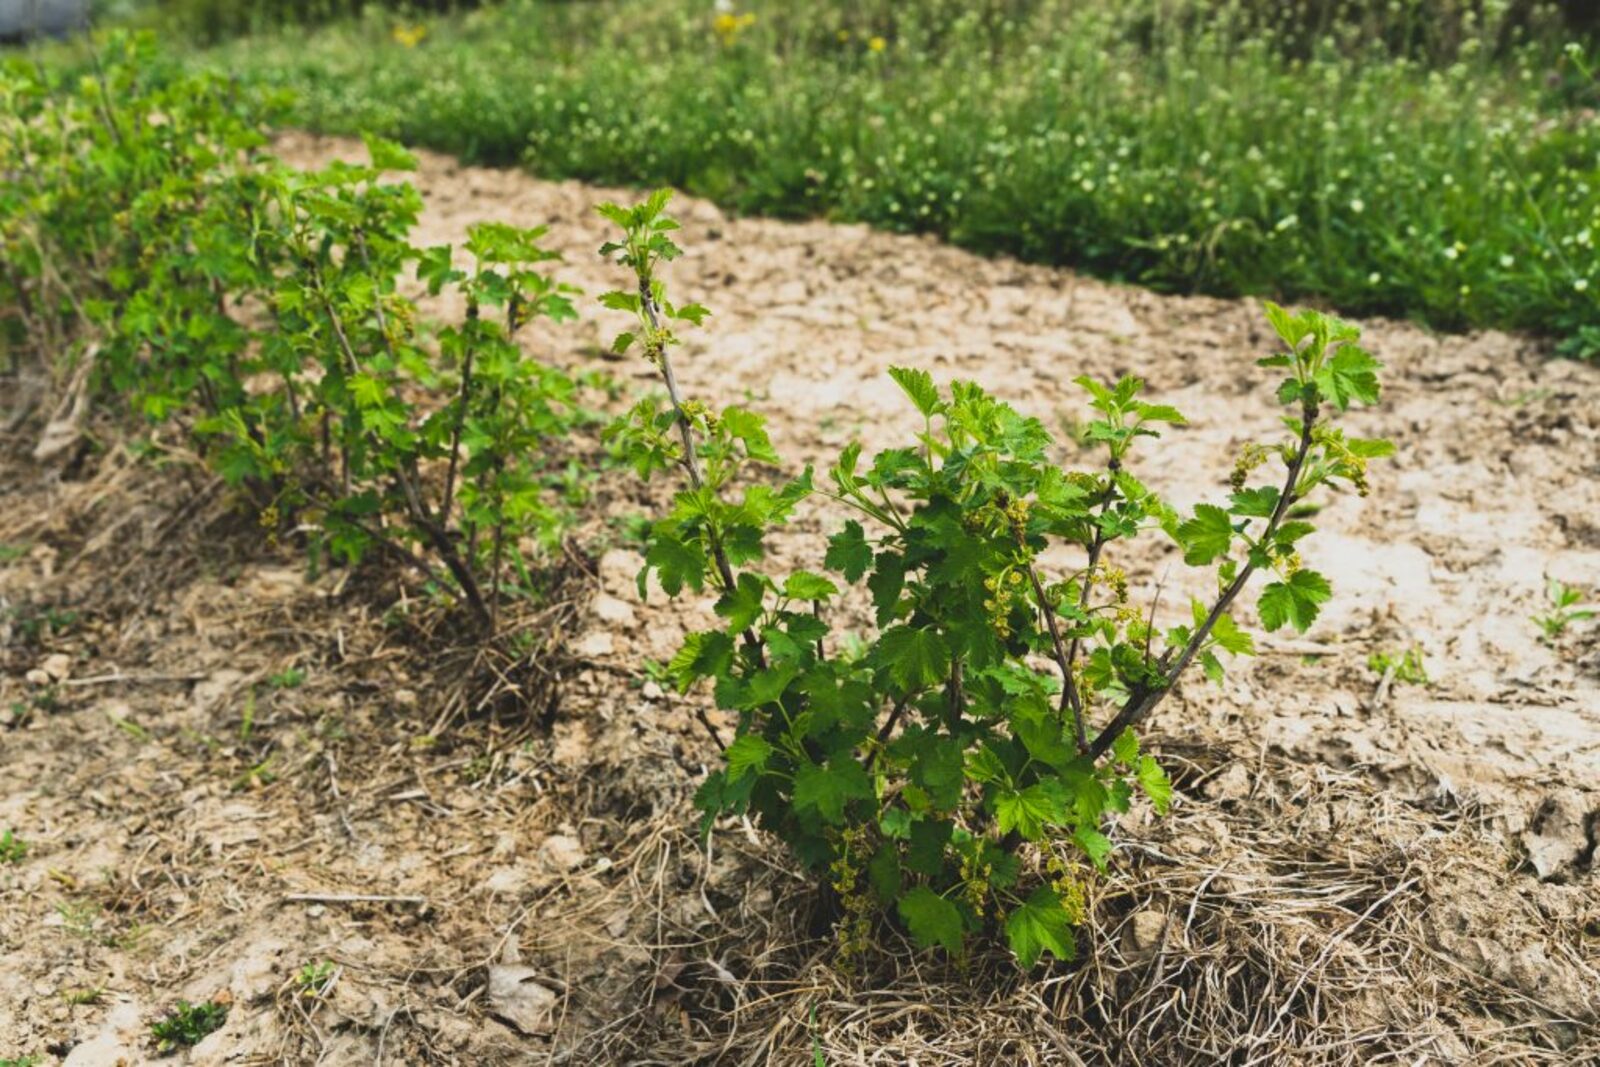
xmin=1 ymin=134 xmax=1597 ymax=1065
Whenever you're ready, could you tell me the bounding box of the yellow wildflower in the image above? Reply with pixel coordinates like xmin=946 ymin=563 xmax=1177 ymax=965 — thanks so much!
xmin=391 ymin=23 xmax=427 ymax=48
xmin=714 ymin=12 xmax=756 ymax=45
xmin=868 ymin=35 xmax=887 ymax=53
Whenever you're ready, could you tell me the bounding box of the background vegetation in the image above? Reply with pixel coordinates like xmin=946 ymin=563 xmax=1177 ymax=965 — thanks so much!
xmin=93 ymin=0 xmax=1598 ymax=353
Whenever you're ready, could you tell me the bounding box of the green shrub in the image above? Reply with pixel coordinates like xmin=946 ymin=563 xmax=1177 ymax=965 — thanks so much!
xmin=2 ymin=33 xmax=589 ymax=630
xmin=602 ymin=191 xmax=1392 ymax=965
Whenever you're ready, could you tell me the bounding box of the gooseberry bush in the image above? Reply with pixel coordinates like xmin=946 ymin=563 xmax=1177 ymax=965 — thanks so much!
xmin=1 ymin=34 xmax=588 ymax=632
xmin=601 ymin=192 xmax=1392 ymax=967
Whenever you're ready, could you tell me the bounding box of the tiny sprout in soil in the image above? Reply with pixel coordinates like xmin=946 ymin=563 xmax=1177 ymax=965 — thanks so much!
xmin=1534 ymin=578 xmax=1596 ymax=643
xmin=150 ymin=999 xmax=229 ymax=1052
xmin=1369 ymin=646 xmax=1429 ymax=686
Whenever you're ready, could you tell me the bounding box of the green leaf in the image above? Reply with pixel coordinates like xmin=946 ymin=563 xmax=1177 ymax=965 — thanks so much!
xmin=673 ymin=303 xmax=710 ymax=325
xmin=792 ymin=758 xmax=874 ymax=824
xmin=643 ymin=531 xmax=706 ymax=597
xmin=598 ymin=290 xmax=641 ymax=313
xmin=1072 ymin=825 xmax=1113 ymax=871
xmin=1347 ymin=436 xmax=1396 ymax=459
xmin=867 ymin=553 xmax=906 ymax=623
xmin=964 ymin=744 xmax=1008 ymax=785
xmin=725 ymin=734 xmax=774 ymax=782
xmin=715 ymin=572 xmax=766 ymax=632
xmin=1209 ymin=611 xmax=1255 ymax=655
xmin=1262 ymin=300 xmax=1311 ymax=348
xmin=783 ymin=571 xmax=839 ymax=601
xmin=742 ymin=663 xmax=800 ymax=709
xmin=888 ymin=366 xmax=942 ymax=417
xmin=1110 ymin=729 xmax=1139 ymax=765
xmin=824 ymin=521 xmax=873 ymax=583
xmin=1136 ymin=755 xmax=1173 ymax=814
xmin=667 ymin=631 xmax=735 ymax=692
xmin=611 ymin=331 xmax=635 ymax=355
xmin=1229 ymin=486 xmax=1280 ymax=518
xmin=898 ymin=886 xmax=964 ymax=955
xmin=1316 ymin=344 xmax=1382 ymax=411
xmin=867 ymin=843 xmax=902 ymax=903
xmin=720 ymin=406 xmax=781 ymax=465
xmin=639 ymin=187 xmax=673 ymax=224
xmin=906 ymin=819 xmax=952 ymax=875
xmin=1258 ymin=569 xmax=1332 ymax=633
xmin=877 ymin=626 xmax=951 ymax=692
xmin=1176 ymin=504 xmax=1234 ymax=565
xmin=1004 ymin=886 xmax=1076 ymax=969
xmin=1133 ymin=402 xmax=1186 ymax=426
xmin=363 ymin=132 xmax=417 ymax=172
xmin=993 ymin=781 xmax=1069 ymax=840
xmin=908 ymin=734 xmax=965 ymax=812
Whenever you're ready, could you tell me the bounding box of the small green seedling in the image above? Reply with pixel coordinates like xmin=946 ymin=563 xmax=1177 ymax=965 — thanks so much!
xmin=267 ymin=668 xmax=306 ymax=689
xmin=0 ymin=830 xmax=27 ymax=864
xmin=64 ymin=986 xmax=106 ymax=1005
xmin=150 ymin=1000 xmax=228 ymax=1053
xmin=1368 ymin=645 xmax=1428 ymax=686
xmin=1534 ymin=578 xmax=1595 ymax=642
xmin=297 ymin=960 xmax=337 ymax=997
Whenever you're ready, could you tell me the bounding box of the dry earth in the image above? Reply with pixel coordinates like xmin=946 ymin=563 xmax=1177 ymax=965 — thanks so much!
xmin=1 ymin=133 xmax=1597 ymax=1065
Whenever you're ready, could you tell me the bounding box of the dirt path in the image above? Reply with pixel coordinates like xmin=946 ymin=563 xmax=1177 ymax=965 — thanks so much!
xmin=0 ymin=134 xmax=1596 ymax=1065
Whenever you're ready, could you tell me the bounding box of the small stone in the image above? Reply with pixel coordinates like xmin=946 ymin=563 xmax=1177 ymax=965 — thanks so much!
xmin=1521 ymin=790 xmax=1596 ymax=883
xmin=550 ymin=720 xmax=591 ymax=768
xmin=483 ymin=866 xmax=523 ymax=898
xmin=25 ymin=668 xmax=51 ymax=686
xmin=487 ymin=964 xmax=558 ymax=1035
xmin=574 ymin=631 xmax=614 ymax=658
xmin=40 ymin=653 xmax=72 ymax=681
xmin=1204 ymin=763 xmax=1253 ymax=803
xmin=192 ymin=669 xmax=245 ymax=714
xmin=1122 ymin=909 xmax=1171 ymax=962
xmin=591 ymin=593 xmax=635 ymax=626
xmin=640 ymin=680 xmax=664 ymax=701
xmin=597 ymin=549 xmax=646 ymax=597
xmin=538 ymin=833 xmax=585 ymax=872
xmin=392 ymin=688 xmax=418 ymax=709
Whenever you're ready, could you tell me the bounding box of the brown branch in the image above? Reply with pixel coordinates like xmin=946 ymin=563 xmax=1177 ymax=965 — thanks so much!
xmin=1086 ymin=402 xmax=1319 ymax=760
xmin=866 ymin=696 xmax=911 ymax=770
xmin=636 ymin=274 xmax=765 ymax=668
xmin=441 ymin=305 xmax=478 ymax=525
xmin=1027 ymin=563 xmax=1086 ymax=751
xmin=314 ymin=278 xmax=492 ymax=631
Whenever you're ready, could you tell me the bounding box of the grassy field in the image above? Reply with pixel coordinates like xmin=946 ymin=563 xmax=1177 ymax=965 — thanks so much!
xmin=147 ymin=0 xmax=1600 ymax=350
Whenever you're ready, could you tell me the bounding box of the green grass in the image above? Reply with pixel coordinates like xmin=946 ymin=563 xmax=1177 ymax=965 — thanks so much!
xmin=144 ymin=1 xmax=1597 ymax=349
xmin=0 ymin=830 xmax=27 ymax=864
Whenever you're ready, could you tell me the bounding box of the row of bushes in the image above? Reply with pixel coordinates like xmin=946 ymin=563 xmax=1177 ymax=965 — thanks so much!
xmin=4 ymin=28 xmax=1396 ymax=972
xmin=179 ymin=0 xmax=1599 ymax=352
xmin=1 ymin=32 xmax=588 ymax=630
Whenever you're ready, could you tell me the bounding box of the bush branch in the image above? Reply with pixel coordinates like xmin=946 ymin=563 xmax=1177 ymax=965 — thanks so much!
xmin=1086 ymin=402 xmax=1318 ymax=760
